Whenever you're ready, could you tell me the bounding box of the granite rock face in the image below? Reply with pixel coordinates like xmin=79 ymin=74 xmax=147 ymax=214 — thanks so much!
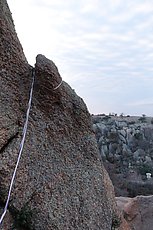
xmin=0 ymin=1 xmax=121 ymax=229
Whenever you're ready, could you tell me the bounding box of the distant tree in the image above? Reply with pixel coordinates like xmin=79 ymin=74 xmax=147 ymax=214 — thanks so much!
xmin=138 ymin=114 xmax=147 ymax=123
xmin=109 ymin=112 xmax=113 ymax=116
xmin=120 ymin=113 xmax=124 ymax=118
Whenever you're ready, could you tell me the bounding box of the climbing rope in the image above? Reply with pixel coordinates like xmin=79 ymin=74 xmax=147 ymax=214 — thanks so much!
xmin=54 ymin=79 xmax=63 ymax=90
xmin=0 ymin=68 xmax=35 ymax=226
xmin=0 ymin=69 xmax=63 ymax=226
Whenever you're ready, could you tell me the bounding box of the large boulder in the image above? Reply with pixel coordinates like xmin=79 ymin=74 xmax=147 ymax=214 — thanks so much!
xmin=0 ymin=1 xmax=121 ymax=229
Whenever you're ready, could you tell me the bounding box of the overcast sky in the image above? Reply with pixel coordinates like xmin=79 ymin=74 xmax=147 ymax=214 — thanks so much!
xmin=7 ymin=0 xmax=153 ymax=116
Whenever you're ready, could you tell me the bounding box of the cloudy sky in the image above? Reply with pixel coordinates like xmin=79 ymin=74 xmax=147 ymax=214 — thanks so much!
xmin=7 ymin=0 xmax=153 ymax=116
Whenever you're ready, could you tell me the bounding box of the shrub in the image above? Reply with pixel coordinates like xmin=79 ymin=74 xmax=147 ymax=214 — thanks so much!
xmin=134 ymin=132 xmax=143 ymax=140
xmin=138 ymin=163 xmax=153 ymax=176
xmin=138 ymin=115 xmax=147 ymax=123
xmin=102 ymin=115 xmax=111 ymax=122
xmin=111 ymin=214 xmax=121 ymax=229
xmin=13 ymin=204 xmax=35 ymax=230
xmin=127 ymin=181 xmax=153 ymax=197
xmin=108 ymin=132 xmax=119 ymax=143
xmin=128 ymin=121 xmax=136 ymax=125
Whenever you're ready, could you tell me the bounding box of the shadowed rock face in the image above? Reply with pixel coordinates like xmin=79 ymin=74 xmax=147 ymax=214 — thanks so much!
xmin=0 ymin=1 xmax=121 ymax=229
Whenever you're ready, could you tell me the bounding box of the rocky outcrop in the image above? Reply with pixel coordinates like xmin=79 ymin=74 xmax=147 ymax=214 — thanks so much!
xmin=92 ymin=115 xmax=153 ymax=197
xmin=116 ymin=195 xmax=153 ymax=230
xmin=0 ymin=1 xmax=122 ymax=229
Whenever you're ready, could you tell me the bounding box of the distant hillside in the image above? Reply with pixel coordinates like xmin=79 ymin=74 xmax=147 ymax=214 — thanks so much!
xmin=92 ymin=114 xmax=153 ymax=197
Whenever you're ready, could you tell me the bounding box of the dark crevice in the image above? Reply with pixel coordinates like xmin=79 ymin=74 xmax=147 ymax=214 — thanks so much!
xmin=0 ymin=132 xmax=19 ymax=154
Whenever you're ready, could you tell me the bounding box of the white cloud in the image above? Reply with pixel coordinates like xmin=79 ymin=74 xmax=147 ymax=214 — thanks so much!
xmin=134 ymin=3 xmax=153 ymax=14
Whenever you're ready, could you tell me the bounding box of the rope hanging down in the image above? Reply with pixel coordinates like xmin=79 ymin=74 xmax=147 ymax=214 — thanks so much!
xmin=0 ymin=69 xmax=63 ymax=226
xmin=0 ymin=68 xmax=35 ymax=226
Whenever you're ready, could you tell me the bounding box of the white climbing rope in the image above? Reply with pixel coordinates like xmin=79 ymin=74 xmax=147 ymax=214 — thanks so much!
xmin=54 ymin=80 xmax=63 ymax=90
xmin=0 ymin=70 xmax=62 ymax=226
xmin=0 ymin=68 xmax=35 ymax=226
